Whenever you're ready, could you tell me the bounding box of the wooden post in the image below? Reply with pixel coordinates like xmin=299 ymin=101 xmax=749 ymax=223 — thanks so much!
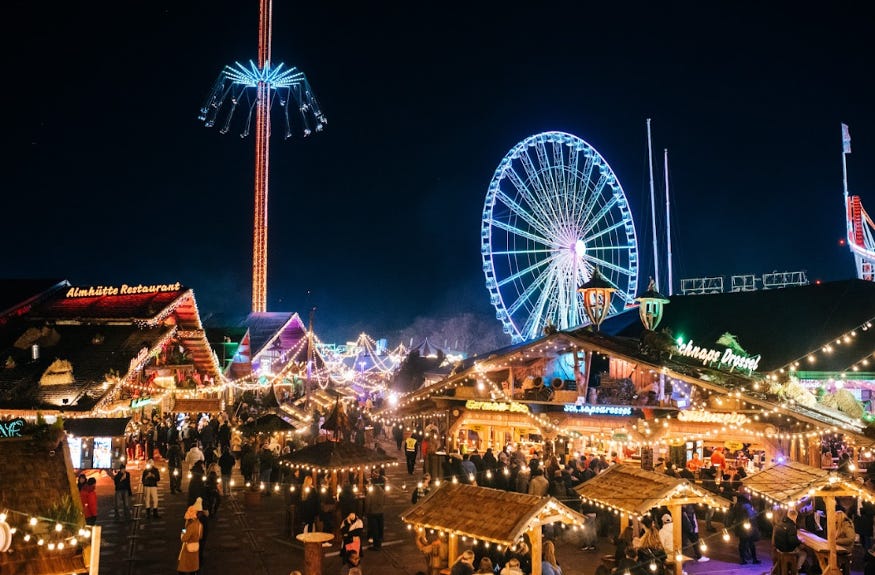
xmin=528 ymin=526 xmax=543 ymax=575
xmin=581 ymin=350 xmax=592 ymax=403
xmin=448 ymin=532 xmax=458 ymax=565
xmin=670 ymin=505 xmax=683 ymax=575
xmin=825 ymin=495 xmax=840 ymax=575
xmin=88 ymin=525 xmax=101 ymax=575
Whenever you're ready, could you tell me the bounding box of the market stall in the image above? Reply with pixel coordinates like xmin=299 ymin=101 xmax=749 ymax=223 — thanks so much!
xmin=401 ymin=483 xmax=587 ymax=575
xmin=63 ymin=417 xmax=130 ymax=470
xmin=448 ymin=400 xmax=543 ymax=453
xmin=575 ymin=464 xmax=731 ymax=575
xmin=742 ymin=460 xmax=875 ymax=575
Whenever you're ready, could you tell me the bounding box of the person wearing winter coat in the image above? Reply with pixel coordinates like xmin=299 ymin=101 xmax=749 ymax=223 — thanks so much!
xmin=340 ymin=512 xmax=365 ymax=567
xmin=80 ymin=477 xmax=98 ymax=525
xmin=365 ymin=478 xmax=386 ymax=550
xmin=177 ymin=501 xmax=203 ymax=574
xmin=528 ymin=469 xmax=550 ymax=497
xmin=112 ymin=464 xmax=132 ymax=521
xmin=731 ymin=493 xmax=761 ymax=565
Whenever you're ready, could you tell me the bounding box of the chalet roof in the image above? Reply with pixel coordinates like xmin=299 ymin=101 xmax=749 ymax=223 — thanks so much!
xmin=741 ymin=460 xmax=875 ymax=504
xmin=574 ymin=464 xmax=731 ymax=514
xmin=282 ymin=441 xmax=396 ymax=473
xmin=29 ymin=286 xmax=188 ymax=322
xmin=64 ymin=417 xmax=131 ymax=437
xmin=0 ymin=323 xmax=173 ymax=411
xmin=600 ymin=279 xmax=875 ymax=373
xmin=242 ymin=312 xmax=307 ymax=360
xmin=400 ymin=483 xmax=586 ymax=545
xmin=242 ymin=411 xmax=301 ymax=432
xmin=0 ymin=438 xmax=87 ymax=574
xmin=0 ymin=279 xmax=68 ymax=321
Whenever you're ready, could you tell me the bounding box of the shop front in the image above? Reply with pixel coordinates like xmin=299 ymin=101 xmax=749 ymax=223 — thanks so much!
xmin=448 ymin=400 xmax=543 ymax=454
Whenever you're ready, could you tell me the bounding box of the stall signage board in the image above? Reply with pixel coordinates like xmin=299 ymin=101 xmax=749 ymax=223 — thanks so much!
xmin=676 ymin=338 xmax=761 ymax=372
xmin=465 ymin=400 xmax=529 ymax=414
xmin=66 ymin=283 xmax=182 ymax=298
xmin=564 ymin=404 xmax=632 ymax=416
xmin=0 ymin=418 xmax=25 ymax=437
xmin=130 ymin=396 xmax=153 ymax=409
xmin=678 ymin=411 xmax=749 ymax=425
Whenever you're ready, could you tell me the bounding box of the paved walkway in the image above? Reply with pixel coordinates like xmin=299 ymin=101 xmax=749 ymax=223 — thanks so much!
xmin=90 ymin=439 xmax=868 ymax=575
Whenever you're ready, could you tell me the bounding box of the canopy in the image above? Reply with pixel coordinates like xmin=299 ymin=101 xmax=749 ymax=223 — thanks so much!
xmin=574 ymin=464 xmax=731 ymax=516
xmin=401 ymin=483 xmax=586 ymax=575
xmin=281 ymin=440 xmax=396 ymax=473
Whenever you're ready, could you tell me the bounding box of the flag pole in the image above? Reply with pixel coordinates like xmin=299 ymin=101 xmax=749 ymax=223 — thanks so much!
xmin=664 ymin=148 xmax=673 ymax=296
xmin=646 ymin=119 xmax=660 ymax=290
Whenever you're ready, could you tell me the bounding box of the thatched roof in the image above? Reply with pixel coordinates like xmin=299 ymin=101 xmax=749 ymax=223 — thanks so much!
xmin=574 ymin=464 xmax=731 ymax=515
xmin=282 ymin=440 xmax=396 ymax=473
xmin=742 ymin=460 xmax=875 ymax=505
xmin=401 ymin=483 xmax=586 ymax=546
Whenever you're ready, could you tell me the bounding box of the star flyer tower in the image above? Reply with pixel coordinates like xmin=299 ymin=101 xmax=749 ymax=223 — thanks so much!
xmin=199 ymin=0 xmax=326 ymax=312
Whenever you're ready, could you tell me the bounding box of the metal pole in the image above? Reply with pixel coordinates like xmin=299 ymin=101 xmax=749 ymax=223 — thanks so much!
xmin=646 ymin=119 xmax=660 ymax=290
xmin=664 ymin=148 xmax=673 ymax=296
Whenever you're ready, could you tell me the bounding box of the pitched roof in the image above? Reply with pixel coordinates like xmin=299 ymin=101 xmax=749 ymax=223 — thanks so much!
xmin=601 ymin=279 xmax=875 ymax=373
xmin=741 ymin=460 xmax=875 ymax=504
xmin=29 ymin=286 xmax=187 ymax=322
xmin=401 ymin=483 xmax=586 ymax=545
xmin=281 ymin=441 xmax=396 ymax=473
xmin=63 ymin=417 xmax=131 ymax=437
xmin=574 ymin=464 xmax=731 ymax=515
xmin=0 ymin=438 xmax=87 ymax=574
xmin=0 ymin=279 xmax=68 ymax=321
xmin=242 ymin=312 xmax=306 ymax=360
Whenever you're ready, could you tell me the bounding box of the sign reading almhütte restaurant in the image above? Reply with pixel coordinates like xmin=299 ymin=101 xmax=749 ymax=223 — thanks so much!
xmin=66 ymin=283 xmax=182 ymax=298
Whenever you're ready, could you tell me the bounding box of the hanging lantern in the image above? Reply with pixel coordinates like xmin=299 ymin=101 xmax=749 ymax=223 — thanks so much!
xmin=578 ymin=266 xmax=616 ymax=331
xmin=635 ymin=278 xmax=669 ymax=331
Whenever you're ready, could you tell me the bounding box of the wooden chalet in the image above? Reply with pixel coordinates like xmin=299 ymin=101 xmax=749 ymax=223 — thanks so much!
xmin=0 ymin=282 xmax=224 ymax=419
xmin=574 ymin=464 xmax=731 ymax=575
xmin=401 ymin=482 xmax=586 ymax=575
xmin=742 ymin=461 xmax=875 ymax=575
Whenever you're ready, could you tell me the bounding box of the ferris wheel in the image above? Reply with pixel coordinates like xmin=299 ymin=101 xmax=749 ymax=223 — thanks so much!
xmin=482 ymin=131 xmax=639 ymax=343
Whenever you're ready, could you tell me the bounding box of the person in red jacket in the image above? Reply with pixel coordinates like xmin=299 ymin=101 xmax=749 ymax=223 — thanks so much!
xmin=80 ymin=477 xmax=98 ymax=525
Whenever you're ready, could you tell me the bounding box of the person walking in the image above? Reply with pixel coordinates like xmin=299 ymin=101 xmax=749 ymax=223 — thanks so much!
xmin=184 ymin=442 xmax=205 ymax=485
xmin=167 ymin=441 xmax=183 ymax=494
xmin=80 ymin=477 xmax=98 ymax=526
xmin=365 ymin=475 xmax=386 ymax=550
xmin=405 ymin=433 xmax=419 ymax=475
xmin=218 ymin=446 xmax=236 ymax=496
xmin=731 ymin=493 xmax=761 ymax=565
xmin=177 ymin=501 xmax=203 ymax=575
xmin=112 ymin=464 xmax=132 ymax=521
xmin=681 ymin=504 xmax=708 ymax=562
xmin=142 ymin=459 xmax=161 ymax=518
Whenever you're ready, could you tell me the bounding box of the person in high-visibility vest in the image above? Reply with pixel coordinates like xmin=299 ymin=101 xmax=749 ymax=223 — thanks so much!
xmin=404 ymin=434 xmax=419 ymax=475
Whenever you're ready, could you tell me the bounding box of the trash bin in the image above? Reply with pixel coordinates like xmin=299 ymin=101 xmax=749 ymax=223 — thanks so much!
xmin=427 ymin=453 xmax=447 ymax=481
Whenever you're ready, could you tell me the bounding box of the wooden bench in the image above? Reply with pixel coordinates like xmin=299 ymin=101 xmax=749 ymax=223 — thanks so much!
xmin=797 ymin=529 xmax=851 ymax=575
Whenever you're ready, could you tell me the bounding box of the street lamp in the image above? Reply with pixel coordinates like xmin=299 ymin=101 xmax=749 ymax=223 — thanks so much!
xmin=578 ymin=266 xmax=615 ymax=331
xmin=635 ymin=278 xmax=670 ymax=331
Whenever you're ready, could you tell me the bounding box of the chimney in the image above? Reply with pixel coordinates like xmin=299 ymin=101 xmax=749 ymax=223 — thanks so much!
xmin=31 ymin=344 xmax=40 ymax=361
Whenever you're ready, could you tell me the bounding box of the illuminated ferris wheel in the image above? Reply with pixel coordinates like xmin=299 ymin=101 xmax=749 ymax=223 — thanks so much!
xmin=481 ymin=131 xmax=639 ymax=343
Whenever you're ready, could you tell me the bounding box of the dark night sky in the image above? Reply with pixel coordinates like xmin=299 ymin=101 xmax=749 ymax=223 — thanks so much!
xmin=6 ymin=2 xmax=875 ymax=343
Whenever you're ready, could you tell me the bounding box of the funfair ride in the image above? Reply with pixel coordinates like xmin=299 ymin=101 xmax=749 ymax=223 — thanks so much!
xmin=481 ymin=131 xmax=639 ymax=343
xmin=842 ymin=124 xmax=875 ymax=281
xmin=199 ymin=0 xmax=326 ymax=313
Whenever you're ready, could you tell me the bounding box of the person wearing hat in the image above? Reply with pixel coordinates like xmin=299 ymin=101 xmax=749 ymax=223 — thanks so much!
xmin=142 ymin=459 xmax=161 ymax=518
xmin=177 ymin=501 xmax=203 ymax=574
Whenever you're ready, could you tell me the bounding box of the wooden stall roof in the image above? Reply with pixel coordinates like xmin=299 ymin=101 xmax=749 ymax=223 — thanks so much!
xmin=64 ymin=417 xmax=131 ymax=437
xmin=172 ymin=397 xmax=223 ymax=413
xmin=742 ymin=460 xmax=875 ymax=504
xmin=574 ymin=464 xmax=731 ymax=515
xmin=0 ymin=438 xmax=87 ymax=575
xmin=282 ymin=440 xmax=397 ymax=472
xmin=401 ymin=483 xmax=587 ymax=546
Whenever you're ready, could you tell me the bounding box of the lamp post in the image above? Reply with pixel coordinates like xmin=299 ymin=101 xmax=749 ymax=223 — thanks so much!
xmin=578 ymin=266 xmax=616 ymax=331
xmin=635 ymin=278 xmax=670 ymax=331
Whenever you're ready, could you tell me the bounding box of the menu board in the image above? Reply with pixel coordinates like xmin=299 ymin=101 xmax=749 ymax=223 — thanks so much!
xmin=93 ymin=437 xmax=113 ymax=469
xmin=640 ymin=446 xmax=654 ymax=471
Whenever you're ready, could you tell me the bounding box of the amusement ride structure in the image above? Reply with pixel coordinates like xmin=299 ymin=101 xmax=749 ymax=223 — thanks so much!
xmin=199 ymin=0 xmax=326 ymax=313
xmin=842 ymin=124 xmax=875 ymax=281
xmin=481 ymin=131 xmax=639 ymax=343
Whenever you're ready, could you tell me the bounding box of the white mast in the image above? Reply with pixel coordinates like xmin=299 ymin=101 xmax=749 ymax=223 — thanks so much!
xmin=664 ymin=148 xmax=673 ymax=296
xmin=646 ymin=119 xmax=660 ymax=289
xmin=842 ymin=123 xmax=851 ymax=242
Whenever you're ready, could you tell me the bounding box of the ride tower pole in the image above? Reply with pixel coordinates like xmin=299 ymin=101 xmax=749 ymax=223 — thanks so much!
xmin=842 ymin=123 xmax=851 ymax=245
xmin=664 ymin=148 xmax=673 ymax=296
xmin=646 ymin=119 xmax=660 ymax=290
xmin=252 ymin=0 xmax=273 ymax=313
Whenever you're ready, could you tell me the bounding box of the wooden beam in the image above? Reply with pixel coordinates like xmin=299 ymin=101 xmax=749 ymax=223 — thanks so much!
xmin=529 ymin=526 xmax=542 ymax=575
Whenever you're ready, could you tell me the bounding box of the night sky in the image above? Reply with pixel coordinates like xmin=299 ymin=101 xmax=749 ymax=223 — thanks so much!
xmin=7 ymin=2 xmax=875 ymax=343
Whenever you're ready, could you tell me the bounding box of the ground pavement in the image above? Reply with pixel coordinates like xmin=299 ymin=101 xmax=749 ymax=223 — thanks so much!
xmin=90 ymin=440 xmax=869 ymax=575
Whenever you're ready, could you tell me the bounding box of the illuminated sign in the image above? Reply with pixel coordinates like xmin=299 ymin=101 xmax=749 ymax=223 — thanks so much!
xmin=676 ymin=340 xmax=761 ymax=371
xmin=0 ymin=418 xmax=25 ymax=437
xmin=465 ymin=400 xmax=529 ymax=414
xmin=130 ymin=397 xmax=153 ymax=409
xmin=563 ymin=404 xmax=633 ymax=416
xmin=678 ymin=411 xmax=749 ymax=425
xmin=66 ymin=282 xmax=182 ymax=298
